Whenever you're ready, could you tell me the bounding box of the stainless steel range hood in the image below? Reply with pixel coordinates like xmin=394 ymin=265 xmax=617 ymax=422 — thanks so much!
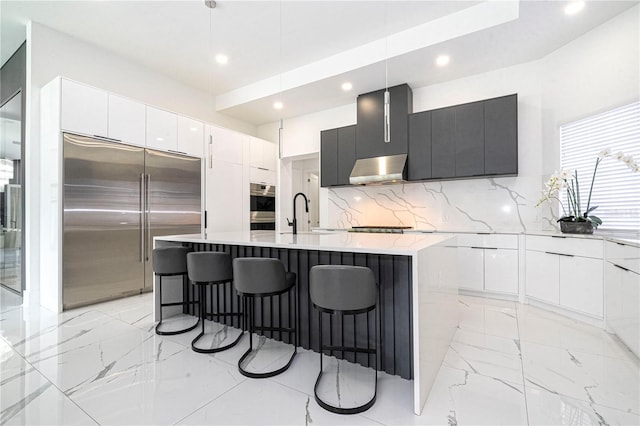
xmin=349 ymin=154 xmax=407 ymax=185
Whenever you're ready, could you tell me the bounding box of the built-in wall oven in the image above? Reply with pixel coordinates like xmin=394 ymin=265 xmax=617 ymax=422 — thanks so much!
xmin=250 ymin=183 xmax=276 ymax=230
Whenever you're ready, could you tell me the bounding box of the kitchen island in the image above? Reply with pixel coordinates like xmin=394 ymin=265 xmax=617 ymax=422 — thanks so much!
xmin=155 ymin=231 xmax=458 ymax=414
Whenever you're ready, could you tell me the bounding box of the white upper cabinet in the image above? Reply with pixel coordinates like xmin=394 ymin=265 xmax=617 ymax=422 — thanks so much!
xmin=263 ymin=140 xmax=277 ymax=170
xmin=60 ymin=79 xmax=108 ymax=137
xmin=245 ymin=136 xmax=277 ymax=170
xmin=206 ymin=159 xmax=244 ymax=232
xmin=146 ymin=106 xmax=178 ymax=151
xmin=208 ymin=125 xmax=244 ymax=165
xmin=107 ymin=94 xmax=146 ymax=146
xmin=177 ymin=116 xmax=204 ymax=158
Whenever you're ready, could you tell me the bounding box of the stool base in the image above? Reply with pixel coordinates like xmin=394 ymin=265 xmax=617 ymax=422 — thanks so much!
xmin=238 ymin=293 xmax=297 ymax=379
xmin=191 ymin=281 xmax=244 ymax=353
xmin=313 ymin=309 xmax=378 ymax=414
xmin=155 ymin=274 xmax=199 ymax=336
xmin=314 ymin=369 xmax=377 ymax=415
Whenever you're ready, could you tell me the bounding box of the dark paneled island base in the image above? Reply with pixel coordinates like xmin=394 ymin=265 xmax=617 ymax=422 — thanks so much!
xmin=184 ymin=242 xmax=413 ymax=379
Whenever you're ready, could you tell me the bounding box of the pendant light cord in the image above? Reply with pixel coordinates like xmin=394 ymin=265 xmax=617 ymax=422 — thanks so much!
xmin=384 ymin=0 xmax=391 ymax=143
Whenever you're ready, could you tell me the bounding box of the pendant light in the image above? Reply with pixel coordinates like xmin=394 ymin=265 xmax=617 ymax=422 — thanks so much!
xmin=277 ymin=0 xmax=284 ymax=159
xmin=384 ymin=1 xmax=390 ymax=143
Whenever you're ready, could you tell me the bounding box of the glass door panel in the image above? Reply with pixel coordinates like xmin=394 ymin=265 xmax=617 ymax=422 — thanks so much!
xmin=0 ymin=92 xmax=22 ymax=294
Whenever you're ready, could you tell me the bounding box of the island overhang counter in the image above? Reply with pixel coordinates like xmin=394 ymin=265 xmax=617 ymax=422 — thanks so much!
xmin=154 ymin=231 xmax=459 ymax=415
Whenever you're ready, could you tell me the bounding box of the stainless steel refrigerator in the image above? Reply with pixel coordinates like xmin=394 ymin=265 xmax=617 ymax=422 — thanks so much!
xmin=62 ymin=133 xmax=201 ymax=309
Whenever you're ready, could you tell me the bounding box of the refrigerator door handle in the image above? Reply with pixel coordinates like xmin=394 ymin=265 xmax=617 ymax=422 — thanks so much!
xmin=145 ymin=173 xmax=150 ymax=261
xmin=140 ymin=173 xmax=144 ymax=263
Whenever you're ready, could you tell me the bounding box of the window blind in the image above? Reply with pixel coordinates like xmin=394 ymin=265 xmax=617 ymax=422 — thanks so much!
xmin=560 ymin=101 xmax=640 ymax=231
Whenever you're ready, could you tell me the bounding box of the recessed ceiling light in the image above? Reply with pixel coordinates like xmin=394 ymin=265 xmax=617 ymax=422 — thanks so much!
xmin=436 ymin=55 xmax=450 ymax=67
xmin=341 ymin=82 xmax=353 ymax=91
xmin=273 ymin=101 xmax=283 ymax=110
xmin=156 ymin=137 xmax=164 ymax=142
xmin=215 ymin=54 xmax=228 ymax=65
xmin=190 ymin=127 xmax=198 ymax=132
xmin=564 ymin=1 xmax=585 ymax=15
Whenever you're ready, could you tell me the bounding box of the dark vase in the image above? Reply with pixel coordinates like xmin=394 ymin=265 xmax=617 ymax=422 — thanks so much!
xmin=559 ymin=221 xmax=594 ymax=234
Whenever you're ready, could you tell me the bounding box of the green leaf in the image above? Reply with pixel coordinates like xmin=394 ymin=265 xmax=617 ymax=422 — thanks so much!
xmin=584 ymin=205 xmax=599 ymax=215
xmin=587 ymin=215 xmax=603 ymax=228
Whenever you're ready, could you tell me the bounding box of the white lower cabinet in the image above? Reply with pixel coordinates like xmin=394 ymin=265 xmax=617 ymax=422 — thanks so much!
xmin=559 ymin=255 xmax=603 ymax=317
xmin=525 ymin=235 xmax=604 ymax=319
xmin=456 ymin=234 xmax=519 ymax=296
xmin=458 ymin=247 xmax=484 ymax=291
xmin=605 ymin=241 xmax=640 ymax=357
xmin=206 ymin=159 xmax=245 ymax=232
xmin=525 ymin=250 xmax=560 ymax=304
xmin=485 ymin=249 xmax=519 ymax=294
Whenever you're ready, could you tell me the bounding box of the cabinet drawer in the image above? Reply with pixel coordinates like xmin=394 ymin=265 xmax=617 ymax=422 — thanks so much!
xmin=605 ymin=241 xmax=640 ymax=274
xmin=250 ymin=167 xmax=276 ymax=185
xmin=456 ymin=233 xmax=518 ymax=249
xmin=525 ymin=250 xmax=559 ymax=304
xmin=526 ymin=235 xmax=603 ymax=258
xmin=559 ymin=256 xmax=603 ymax=318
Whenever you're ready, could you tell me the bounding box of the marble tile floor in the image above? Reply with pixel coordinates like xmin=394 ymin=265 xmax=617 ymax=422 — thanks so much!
xmin=1 ymin=287 xmax=638 ymax=425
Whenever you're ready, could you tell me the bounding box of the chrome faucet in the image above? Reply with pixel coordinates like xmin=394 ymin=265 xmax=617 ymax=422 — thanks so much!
xmin=287 ymin=192 xmax=309 ymax=235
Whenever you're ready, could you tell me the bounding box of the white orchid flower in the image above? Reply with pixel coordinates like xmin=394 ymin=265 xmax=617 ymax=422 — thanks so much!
xmin=623 ymin=154 xmax=634 ymax=166
xmin=598 ymin=148 xmax=612 ymax=159
xmin=559 ymin=169 xmax=571 ymax=180
xmin=615 ymin=151 xmax=625 ymax=161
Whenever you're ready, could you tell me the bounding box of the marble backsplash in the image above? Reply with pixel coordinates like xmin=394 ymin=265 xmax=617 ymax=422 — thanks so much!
xmin=327 ymin=176 xmax=557 ymax=233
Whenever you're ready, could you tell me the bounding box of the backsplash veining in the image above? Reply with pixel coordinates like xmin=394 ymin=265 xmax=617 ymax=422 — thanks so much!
xmin=328 ymin=177 xmax=556 ymax=233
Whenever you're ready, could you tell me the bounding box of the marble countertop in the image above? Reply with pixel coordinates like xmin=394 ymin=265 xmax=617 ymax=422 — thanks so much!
xmin=156 ymin=231 xmax=454 ymax=255
xmin=311 ymin=228 xmax=640 ymax=248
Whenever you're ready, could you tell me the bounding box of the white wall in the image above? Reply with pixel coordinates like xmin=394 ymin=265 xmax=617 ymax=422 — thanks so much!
xmin=258 ymin=103 xmax=356 ymax=157
xmin=540 ymin=5 xmax=640 ymax=176
xmin=260 ymin=6 xmax=639 ymax=232
xmin=25 ymin=22 xmax=256 ymax=300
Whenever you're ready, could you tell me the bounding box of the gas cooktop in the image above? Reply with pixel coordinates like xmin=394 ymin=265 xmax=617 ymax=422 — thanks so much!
xmin=349 ymin=226 xmax=413 ymax=234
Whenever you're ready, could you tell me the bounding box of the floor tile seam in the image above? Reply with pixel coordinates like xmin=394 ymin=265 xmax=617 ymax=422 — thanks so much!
xmin=518 ymin=336 xmax=640 ymax=364
xmin=450 ymin=336 xmax=523 ymax=358
xmin=514 ymin=304 xmax=531 ymax=426
xmin=523 ymin=378 xmax=640 ymax=417
xmin=524 ymin=382 xmax=640 ymax=418
xmin=457 ymin=326 xmax=519 ymax=341
xmin=9 ymin=345 xmax=102 ymax=426
xmin=441 ymin=362 xmax=525 ymax=391
xmin=170 ymin=379 xmax=248 ymax=425
xmin=264 ymin=375 xmax=385 ymax=425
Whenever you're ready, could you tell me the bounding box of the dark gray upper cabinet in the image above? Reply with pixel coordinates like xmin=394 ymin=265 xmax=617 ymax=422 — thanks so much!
xmin=484 ymin=94 xmax=518 ymax=175
xmin=455 ymin=101 xmax=484 ymax=177
xmin=407 ymin=110 xmax=431 ymax=180
xmin=320 ymin=125 xmax=356 ymax=187
xmin=337 ymin=125 xmax=356 ymax=185
xmin=431 ymin=106 xmax=456 ymax=179
xmin=320 ymin=128 xmax=338 ymax=187
xmin=356 ymin=84 xmax=413 ymax=159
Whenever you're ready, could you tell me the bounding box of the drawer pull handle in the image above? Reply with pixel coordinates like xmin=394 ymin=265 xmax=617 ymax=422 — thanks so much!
xmin=545 ymin=251 xmax=574 ymax=257
xmin=614 ymin=264 xmax=630 ymax=272
xmin=551 ymin=235 xmax=567 ymax=239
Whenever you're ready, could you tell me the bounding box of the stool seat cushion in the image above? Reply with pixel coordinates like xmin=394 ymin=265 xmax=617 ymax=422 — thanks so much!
xmin=310 ymin=265 xmax=377 ymax=312
xmin=233 ymin=258 xmax=294 ymax=296
xmin=152 ymin=246 xmax=191 ymax=275
xmin=187 ymin=252 xmax=233 ymax=283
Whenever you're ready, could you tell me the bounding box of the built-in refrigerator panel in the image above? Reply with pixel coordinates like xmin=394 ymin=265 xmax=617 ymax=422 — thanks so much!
xmin=63 ymin=134 xmax=145 ymax=309
xmin=144 ymin=148 xmax=201 ymax=289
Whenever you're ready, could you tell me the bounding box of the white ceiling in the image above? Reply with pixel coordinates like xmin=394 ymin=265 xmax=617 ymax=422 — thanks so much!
xmin=1 ymin=1 xmax=637 ymax=126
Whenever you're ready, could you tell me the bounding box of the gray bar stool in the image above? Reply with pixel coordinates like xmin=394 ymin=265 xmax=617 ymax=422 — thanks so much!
xmin=187 ymin=251 xmax=244 ymax=353
xmin=232 ymin=257 xmax=297 ymax=378
xmin=153 ymin=246 xmax=199 ymax=335
xmin=309 ymin=265 xmax=379 ymax=415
